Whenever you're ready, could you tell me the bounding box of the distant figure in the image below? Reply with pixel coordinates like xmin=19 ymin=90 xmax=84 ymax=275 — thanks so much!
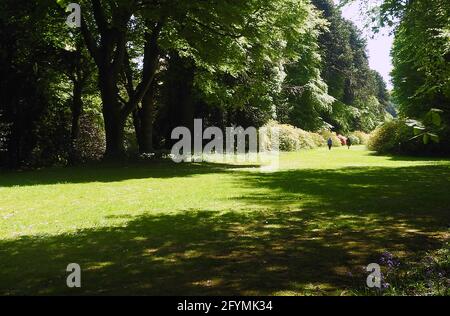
xmin=327 ymin=137 xmax=333 ymax=150
xmin=347 ymin=136 xmax=352 ymax=149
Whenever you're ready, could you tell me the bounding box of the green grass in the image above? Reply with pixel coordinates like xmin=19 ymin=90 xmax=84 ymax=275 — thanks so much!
xmin=0 ymin=146 xmax=449 ymax=295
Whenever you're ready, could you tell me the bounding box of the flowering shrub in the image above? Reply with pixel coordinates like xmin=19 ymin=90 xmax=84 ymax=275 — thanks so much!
xmin=319 ymin=130 xmax=342 ymax=147
xmin=263 ymin=121 xmax=326 ymax=151
xmin=278 ymin=123 xmax=303 ymax=151
xmin=347 ymin=135 xmax=361 ymax=145
xmin=261 ymin=122 xmax=374 ymax=151
xmin=351 ymin=131 xmax=370 ymax=145
xmin=337 ymin=134 xmax=347 ymax=146
xmin=350 ymin=244 xmax=449 ymax=296
xmin=310 ymin=132 xmax=327 ymax=147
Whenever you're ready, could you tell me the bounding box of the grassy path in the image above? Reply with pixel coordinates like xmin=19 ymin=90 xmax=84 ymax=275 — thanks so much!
xmin=1 ymin=146 xmax=449 ymax=295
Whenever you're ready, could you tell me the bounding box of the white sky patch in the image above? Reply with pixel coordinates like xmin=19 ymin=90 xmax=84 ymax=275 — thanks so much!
xmin=334 ymin=1 xmax=394 ymax=90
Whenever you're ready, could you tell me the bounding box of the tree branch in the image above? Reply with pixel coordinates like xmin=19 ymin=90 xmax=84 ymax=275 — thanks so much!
xmin=91 ymin=0 xmax=108 ymax=33
xmin=80 ymin=17 xmax=100 ymax=65
xmin=121 ymin=21 xmax=164 ymax=117
xmin=123 ymin=48 xmax=135 ymax=98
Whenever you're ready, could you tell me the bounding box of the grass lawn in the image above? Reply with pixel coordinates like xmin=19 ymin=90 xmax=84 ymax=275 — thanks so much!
xmin=0 ymin=146 xmax=449 ymax=295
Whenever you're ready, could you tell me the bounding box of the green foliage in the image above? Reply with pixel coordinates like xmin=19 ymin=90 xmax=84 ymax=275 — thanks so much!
xmin=74 ymin=113 xmax=106 ymax=162
xmin=326 ymin=101 xmax=358 ymax=133
xmin=281 ymin=8 xmax=336 ymax=132
xmin=369 ymin=107 xmax=449 ymax=155
xmin=264 ymin=121 xmax=326 ymax=151
xmin=320 ymin=130 xmax=342 ymax=147
xmin=310 ymin=131 xmax=328 ymax=147
xmin=0 ymin=0 xmax=418 ymax=167
xmin=390 ymin=0 xmax=450 ymax=132
xmin=306 ymin=0 xmax=390 ymax=134
xmin=345 ymin=0 xmax=450 ymax=155
xmin=191 ymin=0 xmax=329 ymax=133
xmin=406 ymin=109 xmax=445 ymax=145
xmin=350 ymin=131 xmax=370 ymax=145
xmin=279 ymin=125 xmax=305 ymax=151
xmin=383 ymin=245 xmax=450 ymax=296
xmin=347 ymin=135 xmax=360 ymax=145
xmin=368 ymin=120 xmax=429 ymax=154
xmin=353 ymin=244 xmax=449 ymax=296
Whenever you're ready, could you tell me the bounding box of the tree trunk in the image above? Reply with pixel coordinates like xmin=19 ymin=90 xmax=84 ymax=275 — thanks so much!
xmin=134 ymin=84 xmax=155 ymax=153
xmin=132 ymin=21 xmax=163 ymax=154
xmin=103 ymin=110 xmax=126 ymax=159
xmin=99 ymin=68 xmax=126 ymax=159
xmin=69 ymin=80 xmax=83 ymax=164
xmin=79 ymin=4 xmax=163 ymax=160
xmin=140 ymin=90 xmax=155 ymax=153
xmin=164 ymin=53 xmax=196 ymax=147
xmin=132 ymin=108 xmax=143 ymax=154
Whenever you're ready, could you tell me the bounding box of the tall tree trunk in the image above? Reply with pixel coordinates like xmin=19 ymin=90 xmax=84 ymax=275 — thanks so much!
xmin=134 ymin=83 xmax=156 ymax=153
xmin=69 ymin=80 xmax=83 ymax=164
xmin=132 ymin=21 xmax=163 ymax=154
xmin=103 ymin=111 xmax=126 ymax=159
xmin=164 ymin=53 xmax=196 ymax=147
xmin=99 ymin=68 xmax=126 ymax=159
xmin=132 ymin=108 xmax=143 ymax=154
xmin=80 ymin=2 xmax=163 ymax=160
xmin=140 ymin=88 xmax=155 ymax=153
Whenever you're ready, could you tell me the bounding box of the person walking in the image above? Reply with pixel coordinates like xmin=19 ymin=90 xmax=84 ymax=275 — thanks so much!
xmin=327 ymin=137 xmax=333 ymax=150
xmin=347 ymin=136 xmax=352 ymax=149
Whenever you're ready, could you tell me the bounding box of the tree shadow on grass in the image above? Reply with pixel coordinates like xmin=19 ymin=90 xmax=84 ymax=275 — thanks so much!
xmin=237 ymin=165 xmax=450 ymax=239
xmin=1 ymin=209 xmax=439 ymax=296
xmin=0 ymin=161 xmax=259 ymax=187
xmin=367 ymin=151 xmax=450 ymax=162
xmin=0 ymin=165 xmax=449 ymax=295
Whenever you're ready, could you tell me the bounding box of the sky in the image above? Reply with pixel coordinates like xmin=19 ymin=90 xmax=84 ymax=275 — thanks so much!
xmin=338 ymin=1 xmax=394 ymax=89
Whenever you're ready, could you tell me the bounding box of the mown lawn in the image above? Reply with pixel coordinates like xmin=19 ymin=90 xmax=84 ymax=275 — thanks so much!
xmin=0 ymin=146 xmax=449 ymax=295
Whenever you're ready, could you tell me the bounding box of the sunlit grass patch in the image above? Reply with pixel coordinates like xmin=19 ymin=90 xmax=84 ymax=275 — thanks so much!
xmin=0 ymin=146 xmax=449 ymax=295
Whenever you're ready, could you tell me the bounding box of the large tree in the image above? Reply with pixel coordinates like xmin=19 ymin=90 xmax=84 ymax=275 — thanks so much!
xmin=285 ymin=0 xmax=390 ymax=133
xmin=76 ymin=0 xmax=163 ymax=158
xmin=390 ymin=0 xmax=450 ymax=118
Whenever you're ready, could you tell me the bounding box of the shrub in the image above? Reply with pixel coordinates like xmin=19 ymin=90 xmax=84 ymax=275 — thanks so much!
xmin=320 ymin=130 xmax=342 ymax=147
xmin=28 ymin=105 xmax=72 ymax=167
xmin=351 ymin=131 xmax=370 ymax=145
xmin=297 ymin=129 xmax=318 ymax=149
xmin=310 ymin=132 xmax=326 ymax=147
xmin=347 ymin=135 xmax=361 ymax=145
xmin=337 ymin=134 xmax=347 ymax=146
xmin=74 ymin=113 xmax=106 ymax=162
xmin=368 ymin=120 xmax=426 ymax=154
xmin=262 ymin=121 xmax=326 ymax=152
xmin=278 ymin=124 xmax=301 ymax=151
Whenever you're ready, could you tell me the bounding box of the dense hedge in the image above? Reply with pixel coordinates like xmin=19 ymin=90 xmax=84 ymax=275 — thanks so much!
xmin=265 ymin=122 xmax=325 ymax=151
xmin=263 ymin=121 xmax=370 ymax=152
xmin=320 ymin=130 xmax=342 ymax=148
xmin=368 ymin=120 xmax=450 ymax=155
xmin=368 ymin=120 xmax=410 ymax=154
xmin=350 ymin=131 xmax=370 ymax=145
